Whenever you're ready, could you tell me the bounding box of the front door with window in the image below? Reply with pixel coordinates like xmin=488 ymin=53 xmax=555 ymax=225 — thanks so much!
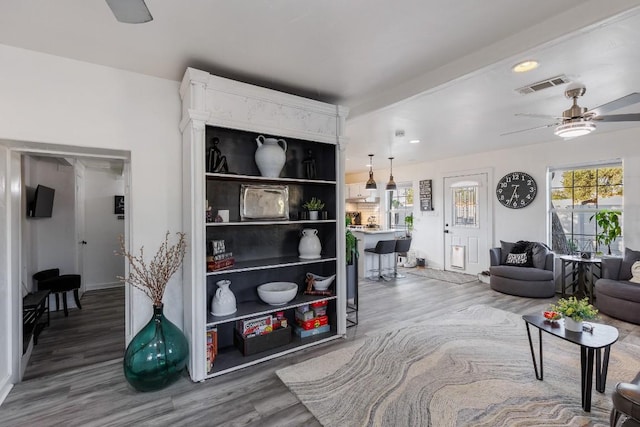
xmin=443 ymin=173 xmax=489 ymax=275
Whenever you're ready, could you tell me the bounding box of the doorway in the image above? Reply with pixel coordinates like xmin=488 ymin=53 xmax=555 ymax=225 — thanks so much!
xmin=443 ymin=171 xmax=491 ymax=275
xmin=21 ymin=154 xmax=128 ymax=379
xmin=1 ymin=142 xmax=131 ymax=383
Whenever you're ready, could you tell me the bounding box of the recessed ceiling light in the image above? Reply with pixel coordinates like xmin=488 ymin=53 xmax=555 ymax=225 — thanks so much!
xmin=512 ymin=60 xmax=539 ymax=73
xmin=409 ymin=139 xmax=420 ymax=144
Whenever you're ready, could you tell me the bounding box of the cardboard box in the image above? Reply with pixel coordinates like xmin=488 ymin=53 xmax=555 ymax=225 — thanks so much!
xmin=296 ymin=315 xmax=329 ymax=330
xmin=295 ymin=309 xmax=315 ymax=321
xmin=293 ymin=324 xmax=330 ymax=338
xmin=234 ymin=326 xmax=292 ymax=356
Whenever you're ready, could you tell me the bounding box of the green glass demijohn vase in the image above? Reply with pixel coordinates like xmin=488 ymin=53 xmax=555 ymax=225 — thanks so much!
xmin=123 ymin=303 xmax=189 ymax=392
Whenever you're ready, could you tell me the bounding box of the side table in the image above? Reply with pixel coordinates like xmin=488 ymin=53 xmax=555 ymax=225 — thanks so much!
xmin=522 ymin=314 xmax=618 ymax=412
xmin=558 ymin=255 xmax=601 ymax=303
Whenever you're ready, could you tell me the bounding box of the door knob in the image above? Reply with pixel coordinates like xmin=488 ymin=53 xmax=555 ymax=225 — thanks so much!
xmin=443 ymin=230 xmax=449 ymax=234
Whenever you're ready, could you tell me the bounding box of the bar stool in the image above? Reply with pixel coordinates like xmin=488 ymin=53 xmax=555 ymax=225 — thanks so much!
xmin=364 ymin=240 xmax=397 ymax=281
xmin=393 ymin=238 xmax=412 ymax=278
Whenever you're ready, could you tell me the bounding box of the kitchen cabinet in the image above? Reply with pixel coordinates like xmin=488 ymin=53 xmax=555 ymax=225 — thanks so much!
xmin=180 ymin=68 xmax=349 ymax=381
xmin=347 ymin=183 xmax=377 ymax=201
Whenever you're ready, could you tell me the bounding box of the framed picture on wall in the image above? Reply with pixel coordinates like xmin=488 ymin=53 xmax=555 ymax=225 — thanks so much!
xmin=114 ymin=195 xmax=125 ymax=215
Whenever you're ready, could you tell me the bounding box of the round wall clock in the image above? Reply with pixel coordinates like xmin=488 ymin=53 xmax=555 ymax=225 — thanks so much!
xmin=496 ymin=172 xmax=537 ymax=209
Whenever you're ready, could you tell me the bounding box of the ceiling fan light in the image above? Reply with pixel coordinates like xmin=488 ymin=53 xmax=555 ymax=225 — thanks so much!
xmin=365 ymin=154 xmax=377 ymax=189
xmin=554 ymin=122 xmax=596 ymax=138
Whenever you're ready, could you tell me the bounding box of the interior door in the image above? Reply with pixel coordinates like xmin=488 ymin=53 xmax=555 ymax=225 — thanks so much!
xmin=443 ymin=173 xmax=489 ymax=275
xmin=75 ymin=161 xmax=86 ymax=297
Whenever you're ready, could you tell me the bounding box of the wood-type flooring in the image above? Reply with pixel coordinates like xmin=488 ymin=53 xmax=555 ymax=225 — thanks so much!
xmin=2 ymin=272 xmax=638 ymax=426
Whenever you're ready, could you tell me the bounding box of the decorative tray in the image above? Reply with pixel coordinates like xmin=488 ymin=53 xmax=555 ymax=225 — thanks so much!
xmin=240 ymin=184 xmax=289 ymax=221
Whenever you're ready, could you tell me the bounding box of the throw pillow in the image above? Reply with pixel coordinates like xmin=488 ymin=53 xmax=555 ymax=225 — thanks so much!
xmin=620 ymin=247 xmax=640 ymax=280
xmin=500 ymin=240 xmax=516 ymax=264
xmin=531 ymin=243 xmax=549 ymax=270
xmin=630 ymin=261 xmax=640 ymax=284
xmin=504 ymin=240 xmax=535 ymax=267
xmin=505 ymin=252 xmax=530 ymax=266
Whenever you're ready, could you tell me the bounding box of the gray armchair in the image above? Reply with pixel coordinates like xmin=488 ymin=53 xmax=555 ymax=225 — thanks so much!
xmin=594 ymin=256 xmax=640 ymax=325
xmin=611 ymin=372 xmax=640 ymax=427
xmin=489 ymin=241 xmax=555 ymax=298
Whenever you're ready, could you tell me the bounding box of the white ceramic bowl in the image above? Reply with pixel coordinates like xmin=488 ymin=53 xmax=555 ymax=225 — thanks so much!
xmin=257 ymin=282 xmax=298 ymax=306
xmin=306 ymin=273 xmax=336 ymax=291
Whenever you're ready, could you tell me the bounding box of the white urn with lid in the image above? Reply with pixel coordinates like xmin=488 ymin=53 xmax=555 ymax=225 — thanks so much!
xmin=298 ymin=228 xmax=322 ymax=259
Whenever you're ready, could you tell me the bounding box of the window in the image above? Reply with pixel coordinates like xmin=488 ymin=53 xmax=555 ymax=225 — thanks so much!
xmin=452 ymin=185 xmax=478 ymax=227
xmin=549 ymin=163 xmax=623 ymax=255
xmin=386 ymin=182 xmax=413 ymax=232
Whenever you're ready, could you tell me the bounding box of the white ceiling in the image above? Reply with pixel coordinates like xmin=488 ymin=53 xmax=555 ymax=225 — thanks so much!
xmin=1 ymin=1 xmax=640 ymax=173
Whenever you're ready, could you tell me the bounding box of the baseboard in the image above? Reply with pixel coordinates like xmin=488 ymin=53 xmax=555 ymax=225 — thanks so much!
xmin=0 ymin=374 xmax=13 ymax=407
xmin=85 ymin=282 xmax=124 ymax=291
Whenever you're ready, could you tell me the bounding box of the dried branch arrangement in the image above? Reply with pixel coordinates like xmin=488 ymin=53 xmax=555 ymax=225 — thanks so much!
xmin=117 ymin=231 xmax=187 ymax=306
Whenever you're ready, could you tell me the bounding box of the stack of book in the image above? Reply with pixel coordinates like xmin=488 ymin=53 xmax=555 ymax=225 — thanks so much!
xmin=206 ymin=327 xmax=218 ymax=372
xmin=207 ymin=239 xmax=235 ymax=271
xmin=294 ymin=300 xmax=330 ymax=337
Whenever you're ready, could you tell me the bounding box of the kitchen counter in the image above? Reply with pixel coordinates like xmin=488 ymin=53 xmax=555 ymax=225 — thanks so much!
xmin=349 ymin=228 xmax=393 ymax=234
xmin=351 ymin=229 xmax=400 ymax=278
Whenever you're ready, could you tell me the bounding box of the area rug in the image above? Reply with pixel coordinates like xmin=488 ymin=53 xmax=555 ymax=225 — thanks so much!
xmin=404 ymin=267 xmax=478 ymax=284
xmin=276 ymin=305 xmax=640 ymax=426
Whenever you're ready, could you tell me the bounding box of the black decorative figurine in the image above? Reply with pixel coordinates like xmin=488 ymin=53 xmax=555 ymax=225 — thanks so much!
xmin=207 ymin=137 xmax=229 ymax=173
xmin=302 ymin=149 xmax=316 ymax=179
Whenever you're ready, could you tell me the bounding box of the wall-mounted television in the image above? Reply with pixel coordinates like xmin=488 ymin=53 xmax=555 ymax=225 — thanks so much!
xmin=26 ymin=184 xmax=55 ymax=218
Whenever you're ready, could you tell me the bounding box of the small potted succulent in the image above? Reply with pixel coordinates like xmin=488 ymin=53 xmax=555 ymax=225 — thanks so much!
xmin=549 ymin=296 xmax=598 ymax=332
xmin=303 ymin=197 xmax=325 ymax=220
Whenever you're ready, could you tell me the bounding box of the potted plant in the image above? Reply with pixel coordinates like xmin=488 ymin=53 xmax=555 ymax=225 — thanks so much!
xmin=117 ymin=231 xmax=189 ymax=391
xmin=346 ymin=225 xmax=359 ymax=309
xmin=303 ymin=197 xmax=325 ymax=220
xmin=589 ymin=209 xmax=621 ymax=255
xmin=404 ymin=213 xmax=414 ymax=237
xmin=549 ymin=296 xmax=598 ymax=332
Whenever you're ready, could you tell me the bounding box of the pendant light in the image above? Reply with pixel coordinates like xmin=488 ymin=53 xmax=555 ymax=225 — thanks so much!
xmin=386 ymin=157 xmax=397 ymax=190
xmin=365 ymin=154 xmax=377 ymax=189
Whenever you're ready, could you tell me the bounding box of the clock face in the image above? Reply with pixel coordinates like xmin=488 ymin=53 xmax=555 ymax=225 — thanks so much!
xmin=496 ymin=172 xmax=537 ymax=209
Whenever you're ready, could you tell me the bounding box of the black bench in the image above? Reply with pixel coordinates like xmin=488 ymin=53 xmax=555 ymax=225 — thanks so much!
xmin=23 ymin=290 xmax=50 ymax=352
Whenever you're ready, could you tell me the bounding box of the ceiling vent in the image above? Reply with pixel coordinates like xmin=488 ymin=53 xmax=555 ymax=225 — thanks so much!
xmin=515 ymin=75 xmax=570 ymax=95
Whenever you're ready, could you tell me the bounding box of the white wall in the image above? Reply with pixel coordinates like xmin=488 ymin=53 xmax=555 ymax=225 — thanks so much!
xmin=0 ymin=43 xmax=183 ymax=389
xmin=347 ymin=126 xmax=640 ymax=269
xmin=84 ymin=167 xmax=125 ymax=290
xmin=24 ymin=158 xmax=77 ymax=284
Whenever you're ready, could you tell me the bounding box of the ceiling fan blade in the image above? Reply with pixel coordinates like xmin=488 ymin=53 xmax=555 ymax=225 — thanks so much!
xmin=106 ymin=0 xmax=153 ymax=24
xmin=515 ymin=113 xmax=563 ymax=120
xmin=588 ymin=92 xmax=640 ymax=116
xmin=500 ymin=122 xmax=558 ymax=136
xmin=590 ymin=113 xmax=640 ymax=122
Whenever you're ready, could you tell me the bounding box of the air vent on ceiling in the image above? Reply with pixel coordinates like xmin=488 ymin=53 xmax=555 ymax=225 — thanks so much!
xmin=515 ymin=75 xmax=570 ymax=95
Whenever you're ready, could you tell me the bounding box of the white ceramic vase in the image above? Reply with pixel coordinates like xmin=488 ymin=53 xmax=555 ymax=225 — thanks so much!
xmin=298 ymin=228 xmax=321 ymax=259
xmin=255 ymin=135 xmax=287 ymax=178
xmin=564 ymin=317 xmax=583 ymax=332
xmin=211 ymin=280 xmax=237 ymax=316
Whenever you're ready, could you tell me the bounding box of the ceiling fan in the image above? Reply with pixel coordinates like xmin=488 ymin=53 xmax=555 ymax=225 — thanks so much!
xmin=503 ymin=83 xmax=640 ymax=138
xmin=106 ymin=0 xmax=153 ymax=24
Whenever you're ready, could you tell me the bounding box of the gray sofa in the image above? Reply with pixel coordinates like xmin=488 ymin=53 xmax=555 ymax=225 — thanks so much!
xmin=489 ymin=241 xmax=555 ymax=298
xmin=594 ymin=253 xmax=640 ymax=325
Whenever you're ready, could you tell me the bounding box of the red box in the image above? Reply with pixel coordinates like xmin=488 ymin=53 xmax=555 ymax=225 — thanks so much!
xmin=296 ymin=315 xmax=329 ymax=330
xmin=311 ymin=300 xmax=328 ymax=308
